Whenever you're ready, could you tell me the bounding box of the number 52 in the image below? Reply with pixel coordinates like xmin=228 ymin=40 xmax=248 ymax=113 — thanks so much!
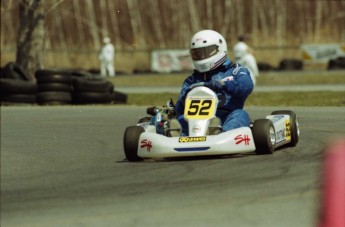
xmin=187 ymin=100 xmax=212 ymax=116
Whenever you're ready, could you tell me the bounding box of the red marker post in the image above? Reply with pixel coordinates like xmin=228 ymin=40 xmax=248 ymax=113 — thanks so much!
xmin=319 ymin=139 xmax=345 ymax=227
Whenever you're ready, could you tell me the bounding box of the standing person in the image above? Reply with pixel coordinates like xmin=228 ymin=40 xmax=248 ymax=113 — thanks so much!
xmin=233 ymin=36 xmax=259 ymax=86
xmin=174 ymin=30 xmax=254 ymax=136
xmin=99 ymin=37 xmax=115 ymax=77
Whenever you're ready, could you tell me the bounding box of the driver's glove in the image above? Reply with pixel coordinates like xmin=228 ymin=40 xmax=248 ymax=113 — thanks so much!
xmin=204 ymin=80 xmax=224 ymax=92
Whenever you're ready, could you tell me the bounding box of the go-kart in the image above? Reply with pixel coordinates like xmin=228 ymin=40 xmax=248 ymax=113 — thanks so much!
xmin=123 ymin=83 xmax=299 ymax=161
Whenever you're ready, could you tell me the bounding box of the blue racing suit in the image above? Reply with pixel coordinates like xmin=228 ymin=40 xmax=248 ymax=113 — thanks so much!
xmin=175 ymin=58 xmax=254 ymax=135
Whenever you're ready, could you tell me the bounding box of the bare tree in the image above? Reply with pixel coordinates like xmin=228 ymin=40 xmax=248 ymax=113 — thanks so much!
xmin=187 ymin=0 xmax=201 ymax=33
xmin=85 ymin=0 xmax=100 ymax=49
xmin=16 ymin=0 xmax=45 ymax=81
xmin=127 ymin=0 xmax=146 ymax=49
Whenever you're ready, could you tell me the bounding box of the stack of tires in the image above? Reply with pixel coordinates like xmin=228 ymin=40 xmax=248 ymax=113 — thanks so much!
xmin=0 ymin=62 xmax=37 ymax=105
xmin=1 ymin=64 xmax=127 ymax=106
xmin=35 ymin=68 xmax=127 ymax=105
xmin=35 ymin=69 xmax=73 ymax=105
xmin=72 ymin=77 xmax=114 ymax=104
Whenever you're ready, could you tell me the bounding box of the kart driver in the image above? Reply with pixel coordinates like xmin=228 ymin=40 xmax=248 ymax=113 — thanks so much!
xmin=174 ymin=29 xmax=254 ymax=135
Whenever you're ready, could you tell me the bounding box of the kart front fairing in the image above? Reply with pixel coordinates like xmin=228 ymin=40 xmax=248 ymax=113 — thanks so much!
xmin=136 ymin=85 xmax=256 ymax=159
xmin=123 ymin=85 xmax=300 ymax=161
xmin=137 ymin=126 xmax=255 ymax=158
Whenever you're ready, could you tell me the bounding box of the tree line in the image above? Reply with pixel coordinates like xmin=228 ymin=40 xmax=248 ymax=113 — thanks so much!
xmin=0 ymin=0 xmax=344 ymax=76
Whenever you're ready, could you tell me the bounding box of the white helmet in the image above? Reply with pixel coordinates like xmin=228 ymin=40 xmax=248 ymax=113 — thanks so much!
xmin=233 ymin=42 xmax=248 ymax=59
xmin=189 ymin=30 xmax=228 ymax=72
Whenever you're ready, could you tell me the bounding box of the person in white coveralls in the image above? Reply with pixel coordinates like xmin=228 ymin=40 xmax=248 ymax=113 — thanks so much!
xmin=99 ymin=37 xmax=115 ymax=77
xmin=233 ymin=40 xmax=259 ymax=86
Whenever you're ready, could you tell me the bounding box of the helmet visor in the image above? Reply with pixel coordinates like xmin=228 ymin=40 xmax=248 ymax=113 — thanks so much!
xmin=190 ymin=45 xmax=219 ymax=60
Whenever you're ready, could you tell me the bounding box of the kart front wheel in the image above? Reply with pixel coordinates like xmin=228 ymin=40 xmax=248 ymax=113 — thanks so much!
xmin=123 ymin=126 xmax=144 ymax=162
xmin=252 ymin=119 xmax=276 ymax=155
xmin=271 ymin=110 xmax=299 ymax=147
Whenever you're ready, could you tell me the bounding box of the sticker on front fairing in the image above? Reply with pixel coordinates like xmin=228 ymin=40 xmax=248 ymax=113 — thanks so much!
xmin=285 ymin=120 xmax=291 ymax=141
xmin=184 ymin=97 xmax=216 ymax=120
xmin=179 ymin=136 xmax=207 ymax=143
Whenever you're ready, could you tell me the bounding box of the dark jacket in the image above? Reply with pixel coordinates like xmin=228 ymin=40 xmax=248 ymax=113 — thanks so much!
xmin=175 ymin=58 xmax=254 ymax=116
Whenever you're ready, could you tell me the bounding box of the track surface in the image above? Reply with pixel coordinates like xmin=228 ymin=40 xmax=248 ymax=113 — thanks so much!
xmin=1 ymin=106 xmax=345 ymax=227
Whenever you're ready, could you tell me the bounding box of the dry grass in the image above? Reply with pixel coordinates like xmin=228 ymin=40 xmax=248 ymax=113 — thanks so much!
xmin=125 ymin=91 xmax=345 ymax=106
xmin=109 ymin=70 xmax=345 ymax=87
xmin=114 ymin=70 xmax=345 ymax=106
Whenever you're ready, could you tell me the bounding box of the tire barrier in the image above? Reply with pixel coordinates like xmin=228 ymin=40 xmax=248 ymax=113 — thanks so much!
xmin=72 ymin=91 xmax=112 ymax=104
xmin=278 ymin=59 xmax=303 ymax=71
xmin=35 ymin=70 xmax=74 ymax=105
xmin=0 ymin=78 xmax=37 ymax=105
xmin=37 ymin=91 xmax=72 ymax=105
xmin=38 ymin=83 xmax=72 ymax=92
xmin=111 ymin=90 xmax=128 ymax=104
xmin=257 ymin=62 xmax=273 ymax=71
xmin=71 ymin=77 xmax=127 ymax=104
xmin=1 ymin=62 xmax=32 ymax=81
xmin=0 ymin=64 xmax=128 ymax=105
xmin=72 ymin=77 xmax=112 ymax=104
xmin=1 ymin=78 xmax=38 ymax=94
xmin=36 ymin=73 xmax=74 ymax=85
xmin=327 ymin=56 xmax=345 ymax=70
xmin=73 ymin=77 xmax=113 ymax=93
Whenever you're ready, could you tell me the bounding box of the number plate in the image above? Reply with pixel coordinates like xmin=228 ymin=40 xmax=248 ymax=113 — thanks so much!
xmin=184 ymin=96 xmax=216 ymax=120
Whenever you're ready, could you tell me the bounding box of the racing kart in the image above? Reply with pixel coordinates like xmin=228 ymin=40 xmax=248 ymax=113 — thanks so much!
xmin=123 ymin=83 xmax=299 ymax=161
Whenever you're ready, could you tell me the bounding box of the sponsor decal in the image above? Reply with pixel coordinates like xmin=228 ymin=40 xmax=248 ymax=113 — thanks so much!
xmin=276 ymin=129 xmax=286 ymax=144
xmin=179 ymin=136 xmax=207 ymax=143
xmin=235 ymin=134 xmax=251 ymax=145
xmin=151 ymin=49 xmax=193 ymax=73
xmin=140 ymin=139 xmax=152 ymax=151
xmin=285 ymin=120 xmax=291 ymax=141
xmin=301 ymin=43 xmax=345 ymax=63
xmin=192 ymin=125 xmax=201 ymax=133
xmin=221 ymin=76 xmax=234 ymax=82
xmin=270 ymin=114 xmax=285 ymax=123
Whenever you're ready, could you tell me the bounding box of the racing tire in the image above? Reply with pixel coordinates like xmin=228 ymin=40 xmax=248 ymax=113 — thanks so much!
xmin=271 ymin=110 xmax=299 ymax=147
xmin=123 ymin=126 xmax=144 ymax=162
xmin=252 ymin=119 xmax=276 ymax=155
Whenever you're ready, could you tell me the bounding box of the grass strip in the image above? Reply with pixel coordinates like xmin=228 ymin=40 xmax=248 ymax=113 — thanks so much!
xmin=110 ymin=71 xmax=345 ymax=87
xmin=127 ymin=91 xmax=345 ymax=106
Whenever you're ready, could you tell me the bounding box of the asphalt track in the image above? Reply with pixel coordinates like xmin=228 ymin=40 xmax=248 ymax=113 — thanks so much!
xmin=1 ymin=106 xmax=345 ymax=227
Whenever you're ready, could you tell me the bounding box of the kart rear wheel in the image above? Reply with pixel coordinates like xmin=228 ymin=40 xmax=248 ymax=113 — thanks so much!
xmin=271 ymin=110 xmax=299 ymax=147
xmin=123 ymin=126 xmax=144 ymax=162
xmin=252 ymin=119 xmax=276 ymax=155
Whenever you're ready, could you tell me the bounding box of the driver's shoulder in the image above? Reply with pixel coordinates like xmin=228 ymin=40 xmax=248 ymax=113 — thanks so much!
xmin=227 ymin=63 xmax=249 ymax=76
